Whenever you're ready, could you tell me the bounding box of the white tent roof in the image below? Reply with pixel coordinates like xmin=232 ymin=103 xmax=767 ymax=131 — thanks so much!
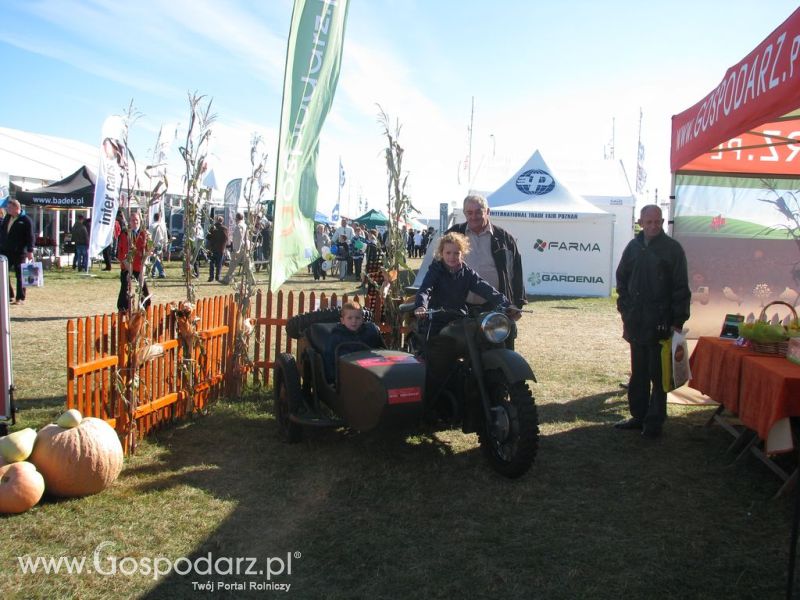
xmin=0 ymin=126 xmax=98 ymax=186
xmin=486 ymin=150 xmax=610 ymax=217
xmin=0 ymin=126 xmax=199 ymax=198
xmin=549 ymin=158 xmax=635 ymax=205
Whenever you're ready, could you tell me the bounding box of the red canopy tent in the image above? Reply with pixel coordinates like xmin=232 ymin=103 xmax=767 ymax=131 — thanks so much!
xmin=670 ymin=8 xmax=800 ymax=336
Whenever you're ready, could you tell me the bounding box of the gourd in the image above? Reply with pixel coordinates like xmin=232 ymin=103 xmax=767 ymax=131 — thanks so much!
xmin=0 ymin=428 xmax=37 ymax=463
xmin=29 ymin=416 xmax=123 ymax=497
xmin=0 ymin=462 xmax=45 ymax=514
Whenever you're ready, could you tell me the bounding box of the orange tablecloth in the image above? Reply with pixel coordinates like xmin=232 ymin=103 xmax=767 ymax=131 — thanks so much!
xmin=737 ymin=356 xmax=800 ymax=444
xmin=689 ymin=336 xmax=800 ymax=451
xmin=689 ymin=337 xmax=754 ymax=413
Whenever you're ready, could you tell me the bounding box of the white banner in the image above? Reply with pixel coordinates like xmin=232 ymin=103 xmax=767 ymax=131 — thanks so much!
xmin=0 ymin=172 xmax=8 ymax=206
xmin=492 ymin=215 xmax=614 ymax=297
xmin=89 ymin=116 xmax=127 ymax=257
xmin=223 ymin=179 xmax=242 ymax=231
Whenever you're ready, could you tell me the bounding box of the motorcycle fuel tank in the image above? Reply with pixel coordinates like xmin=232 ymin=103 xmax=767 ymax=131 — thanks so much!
xmin=336 ymin=350 xmax=425 ymax=431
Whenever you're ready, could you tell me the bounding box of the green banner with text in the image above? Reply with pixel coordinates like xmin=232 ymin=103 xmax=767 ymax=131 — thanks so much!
xmin=271 ymin=0 xmax=349 ymax=291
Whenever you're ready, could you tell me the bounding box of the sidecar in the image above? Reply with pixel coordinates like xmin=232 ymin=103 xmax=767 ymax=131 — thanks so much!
xmin=273 ymin=309 xmax=425 ymax=442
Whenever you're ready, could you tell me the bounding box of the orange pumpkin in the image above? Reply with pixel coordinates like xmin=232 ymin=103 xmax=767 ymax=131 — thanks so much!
xmin=0 ymin=462 xmax=45 ymax=514
xmin=29 ymin=417 xmax=123 ymax=498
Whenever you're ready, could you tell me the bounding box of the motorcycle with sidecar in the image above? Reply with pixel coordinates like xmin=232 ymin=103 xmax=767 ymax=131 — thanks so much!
xmin=273 ymin=304 xmax=539 ymax=478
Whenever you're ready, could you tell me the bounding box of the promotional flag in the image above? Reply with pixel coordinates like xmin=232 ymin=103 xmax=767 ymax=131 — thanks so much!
xmin=223 ymin=178 xmax=242 ymax=231
xmin=636 ymin=141 xmax=647 ymax=194
xmin=331 ymin=202 xmax=340 ymax=222
xmin=270 ymin=0 xmax=350 ymax=291
xmin=339 ymin=159 xmax=346 ymax=189
xmin=89 ymin=116 xmax=127 ymax=258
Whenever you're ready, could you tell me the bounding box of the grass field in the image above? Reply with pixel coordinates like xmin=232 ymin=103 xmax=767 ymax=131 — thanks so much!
xmin=2 ymin=259 xmax=798 ymax=599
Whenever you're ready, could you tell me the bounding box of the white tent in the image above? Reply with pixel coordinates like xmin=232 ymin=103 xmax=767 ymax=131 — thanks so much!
xmin=548 ymin=158 xmax=635 ymax=284
xmin=486 ymin=150 xmax=614 ymax=297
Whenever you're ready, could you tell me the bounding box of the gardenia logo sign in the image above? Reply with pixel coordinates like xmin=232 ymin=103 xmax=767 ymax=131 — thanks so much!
xmin=533 ymin=239 xmax=601 ymax=253
xmin=528 ymin=272 xmax=605 ymax=286
xmin=515 ymin=169 xmax=555 ymax=195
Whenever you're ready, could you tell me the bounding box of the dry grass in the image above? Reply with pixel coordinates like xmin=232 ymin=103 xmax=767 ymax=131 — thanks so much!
xmin=2 ymin=260 xmax=798 ymax=599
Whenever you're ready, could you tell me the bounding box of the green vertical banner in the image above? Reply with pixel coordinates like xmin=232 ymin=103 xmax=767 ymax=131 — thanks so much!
xmin=271 ymin=0 xmax=350 ymax=292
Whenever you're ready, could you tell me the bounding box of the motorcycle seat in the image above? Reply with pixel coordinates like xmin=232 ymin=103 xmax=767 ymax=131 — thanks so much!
xmin=308 ymin=322 xmax=338 ymax=354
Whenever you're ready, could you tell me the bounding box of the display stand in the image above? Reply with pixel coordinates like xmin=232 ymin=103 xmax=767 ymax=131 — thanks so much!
xmin=0 ymin=256 xmax=15 ymax=435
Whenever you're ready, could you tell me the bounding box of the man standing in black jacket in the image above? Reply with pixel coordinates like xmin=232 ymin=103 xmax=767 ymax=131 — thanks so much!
xmin=446 ymin=194 xmax=526 ymax=311
xmin=0 ymin=199 xmax=35 ymax=305
xmin=615 ymin=205 xmax=691 ymax=439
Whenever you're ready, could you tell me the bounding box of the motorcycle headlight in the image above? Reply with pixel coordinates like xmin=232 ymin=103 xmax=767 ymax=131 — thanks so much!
xmin=480 ymin=312 xmax=511 ymax=343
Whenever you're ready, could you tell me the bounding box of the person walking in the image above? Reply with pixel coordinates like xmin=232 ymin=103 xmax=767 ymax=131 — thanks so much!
xmin=206 ymin=216 xmax=228 ymax=282
xmin=312 ymin=223 xmax=330 ymax=281
xmin=148 ymin=212 xmax=168 ymax=279
xmin=333 ymin=218 xmax=355 ymax=278
xmin=0 ymin=199 xmax=35 ymax=305
xmin=614 ymin=204 xmax=691 ymax=439
xmin=116 ymin=211 xmax=151 ymax=313
xmin=221 ymin=212 xmax=248 ymax=284
xmin=71 ymin=214 xmax=89 ymax=272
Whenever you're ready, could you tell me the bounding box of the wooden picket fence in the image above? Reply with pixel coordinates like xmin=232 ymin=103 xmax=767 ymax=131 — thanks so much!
xmin=66 ymin=295 xmax=238 ymax=453
xmin=66 ymin=289 xmax=405 ymax=453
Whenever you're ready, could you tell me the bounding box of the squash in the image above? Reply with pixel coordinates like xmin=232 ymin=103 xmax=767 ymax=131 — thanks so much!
xmin=0 ymin=462 xmax=45 ymax=514
xmin=29 ymin=417 xmax=123 ymax=497
xmin=0 ymin=428 xmax=37 ymax=463
xmin=56 ymin=409 xmax=82 ymax=429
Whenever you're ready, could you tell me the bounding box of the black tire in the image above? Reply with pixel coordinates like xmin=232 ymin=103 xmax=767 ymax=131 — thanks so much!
xmin=478 ymin=370 xmax=539 ymax=478
xmin=273 ymin=353 xmax=304 ymax=443
xmin=285 ymin=307 xmax=374 ymax=339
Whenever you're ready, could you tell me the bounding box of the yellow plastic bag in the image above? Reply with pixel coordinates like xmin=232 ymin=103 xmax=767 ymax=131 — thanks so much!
xmin=660 ymin=338 xmax=673 ymax=392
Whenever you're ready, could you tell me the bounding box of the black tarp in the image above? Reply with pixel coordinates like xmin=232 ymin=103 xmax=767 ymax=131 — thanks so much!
xmin=15 ymin=166 xmax=95 ymax=208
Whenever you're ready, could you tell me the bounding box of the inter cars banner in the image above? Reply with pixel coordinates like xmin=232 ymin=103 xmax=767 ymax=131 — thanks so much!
xmin=671 ymin=7 xmax=800 ymax=171
xmin=89 ymin=116 xmax=128 ymax=258
xmin=270 ymin=0 xmax=350 ymax=291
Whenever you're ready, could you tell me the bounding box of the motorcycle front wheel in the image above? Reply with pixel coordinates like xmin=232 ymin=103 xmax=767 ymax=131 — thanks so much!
xmin=478 ymin=370 xmax=539 ymax=478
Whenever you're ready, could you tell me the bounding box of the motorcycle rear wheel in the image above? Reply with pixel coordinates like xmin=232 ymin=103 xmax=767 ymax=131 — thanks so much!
xmin=274 ymin=353 xmax=304 ymax=443
xmin=478 ymin=370 xmax=539 ymax=478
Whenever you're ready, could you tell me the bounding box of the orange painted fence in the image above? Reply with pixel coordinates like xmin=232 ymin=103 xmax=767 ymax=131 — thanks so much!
xmin=66 ymin=295 xmax=237 ymax=453
xmin=66 ymin=290 xmax=404 ymax=452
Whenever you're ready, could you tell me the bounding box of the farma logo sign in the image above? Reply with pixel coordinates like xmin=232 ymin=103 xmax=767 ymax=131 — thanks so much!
xmin=515 ymin=169 xmax=555 ymax=195
xmin=533 ymin=239 xmax=601 ymax=253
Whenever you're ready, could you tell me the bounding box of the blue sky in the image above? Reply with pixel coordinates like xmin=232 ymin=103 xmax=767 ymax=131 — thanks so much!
xmin=1 ymin=0 xmax=798 ymax=218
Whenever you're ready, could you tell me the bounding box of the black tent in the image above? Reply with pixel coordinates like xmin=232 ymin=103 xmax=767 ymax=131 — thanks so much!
xmin=16 ymin=166 xmax=96 ymax=208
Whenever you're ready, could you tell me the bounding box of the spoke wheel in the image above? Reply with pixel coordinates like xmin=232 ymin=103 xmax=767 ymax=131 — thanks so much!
xmin=478 ymin=370 xmax=539 ymax=478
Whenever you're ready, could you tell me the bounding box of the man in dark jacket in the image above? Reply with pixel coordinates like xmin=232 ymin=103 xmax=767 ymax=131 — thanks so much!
xmin=206 ymin=216 xmax=228 ymax=282
xmin=446 ymin=194 xmax=526 ymax=310
xmin=615 ymin=205 xmax=690 ymax=438
xmin=71 ymin=214 xmax=89 ymax=271
xmin=0 ymin=199 xmax=35 ymax=305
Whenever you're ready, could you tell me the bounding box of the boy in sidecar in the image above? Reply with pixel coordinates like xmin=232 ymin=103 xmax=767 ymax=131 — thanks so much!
xmin=323 ymin=301 xmax=385 ymax=382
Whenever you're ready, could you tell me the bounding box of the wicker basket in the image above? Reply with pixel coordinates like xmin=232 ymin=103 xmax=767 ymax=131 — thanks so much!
xmin=751 ymin=340 xmax=790 ymax=355
xmin=749 ymin=301 xmax=798 ymax=356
